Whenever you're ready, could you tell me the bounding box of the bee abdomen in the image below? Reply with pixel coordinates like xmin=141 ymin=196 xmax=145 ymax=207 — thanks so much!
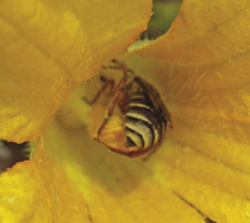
xmin=125 ymin=116 xmax=155 ymax=149
xmin=125 ymin=97 xmax=165 ymax=149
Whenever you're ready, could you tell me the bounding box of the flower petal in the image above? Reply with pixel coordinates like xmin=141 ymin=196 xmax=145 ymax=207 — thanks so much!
xmin=40 ymin=119 xmax=206 ymax=222
xmin=0 ymin=144 xmax=93 ymax=222
xmin=0 ymin=119 xmax=207 ymax=222
xmin=0 ymin=0 xmax=152 ymax=142
xmin=123 ymin=0 xmax=250 ymax=221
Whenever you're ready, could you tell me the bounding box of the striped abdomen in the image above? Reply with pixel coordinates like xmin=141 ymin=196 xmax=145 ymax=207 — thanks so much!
xmin=125 ymin=91 xmax=167 ymax=150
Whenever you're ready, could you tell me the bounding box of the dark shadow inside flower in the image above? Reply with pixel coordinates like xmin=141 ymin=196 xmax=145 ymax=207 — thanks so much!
xmin=140 ymin=0 xmax=182 ymax=39
xmin=0 ymin=140 xmax=30 ymax=172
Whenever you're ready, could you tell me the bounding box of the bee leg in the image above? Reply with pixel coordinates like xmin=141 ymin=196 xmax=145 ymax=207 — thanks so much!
xmin=103 ymin=79 xmax=115 ymax=97
xmin=93 ymin=61 xmax=129 ymax=139
xmin=95 ymin=91 xmax=124 ymax=139
xmin=82 ymin=79 xmax=114 ymax=104
xmin=84 ymin=62 xmax=128 ymax=105
xmin=118 ymin=92 xmax=128 ymax=114
xmin=103 ymin=59 xmax=135 ymax=77
xmin=104 ymin=59 xmax=127 ymax=73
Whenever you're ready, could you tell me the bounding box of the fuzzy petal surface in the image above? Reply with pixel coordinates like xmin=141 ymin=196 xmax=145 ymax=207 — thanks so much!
xmin=0 ymin=0 xmax=152 ymax=142
xmin=2 ymin=0 xmax=250 ymax=222
xmin=124 ymin=0 xmax=250 ymax=222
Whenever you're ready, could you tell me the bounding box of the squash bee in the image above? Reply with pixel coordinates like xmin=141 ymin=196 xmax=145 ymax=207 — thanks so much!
xmin=84 ymin=60 xmax=173 ymax=158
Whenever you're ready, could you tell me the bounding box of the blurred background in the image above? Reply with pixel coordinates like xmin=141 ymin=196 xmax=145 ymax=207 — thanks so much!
xmin=140 ymin=0 xmax=182 ymax=39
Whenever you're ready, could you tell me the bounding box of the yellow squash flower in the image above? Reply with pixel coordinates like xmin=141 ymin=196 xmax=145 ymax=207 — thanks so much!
xmin=0 ymin=0 xmax=250 ymax=222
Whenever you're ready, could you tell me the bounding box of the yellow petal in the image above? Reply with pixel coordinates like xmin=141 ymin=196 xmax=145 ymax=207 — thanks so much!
xmin=4 ymin=0 xmax=250 ymax=222
xmin=122 ymin=0 xmax=250 ymax=222
xmin=0 ymin=143 xmax=94 ymax=222
xmin=0 ymin=119 xmax=205 ymax=222
xmin=130 ymin=0 xmax=250 ymax=65
xmin=0 ymin=0 xmax=152 ymax=142
xmin=42 ymin=119 xmax=206 ymax=223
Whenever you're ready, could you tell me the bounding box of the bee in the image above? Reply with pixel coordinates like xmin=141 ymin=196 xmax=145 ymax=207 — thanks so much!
xmin=84 ymin=59 xmax=173 ymax=158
